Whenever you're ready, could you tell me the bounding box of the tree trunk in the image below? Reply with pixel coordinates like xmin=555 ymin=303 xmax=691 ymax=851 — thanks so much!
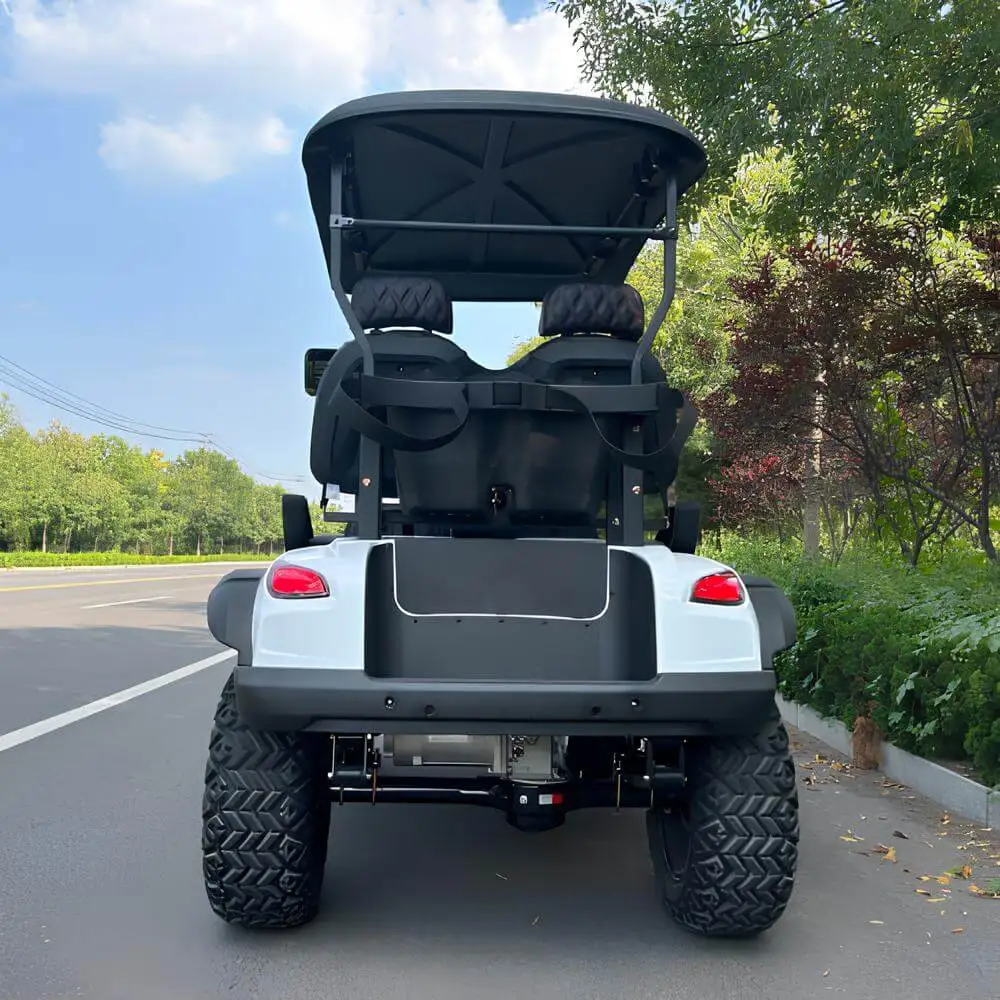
xmin=64 ymin=529 xmax=72 ymax=553
xmin=41 ymin=522 xmax=47 ymax=553
xmin=980 ymin=519 xmax=998 ymax=562
xmin=978 ymin=455 xmax=997 ymax=562
xmin=168 ymin=532 xmax=174 ymax=557
xmin=803 ymin=380 xmax=824 ymax=557
xmin=93 ymin=535 xmax=99 ymax=552
xmin=196 ymin=534 xmax=202 ymax=557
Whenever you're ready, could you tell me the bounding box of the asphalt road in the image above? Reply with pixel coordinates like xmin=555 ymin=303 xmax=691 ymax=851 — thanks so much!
xmin=1 ymin=564 xmax=998 ymax=1000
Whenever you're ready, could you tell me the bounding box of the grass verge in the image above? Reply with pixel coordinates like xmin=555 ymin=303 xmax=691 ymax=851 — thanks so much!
xmin=0 ymin=551 xmax=272 ymax=569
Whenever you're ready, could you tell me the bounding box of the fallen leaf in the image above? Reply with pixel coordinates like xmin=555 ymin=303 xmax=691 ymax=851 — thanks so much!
xmin=970 ymin=878 xmax=1000 ymax=897
xmin=815 ymin=753 xmax=827 ymax=763
xmin=917 ymin=875 xmax=934 ymax=882
xmin=952 ymin=927 xmax=964 ymax=934
xmin=944 ymin=865 xmax=974 ymax=880
xmin=869 ymin=920 xmax=884 ymax=925
xmin=893 ymin=830 xmax=910 ymax=840
xmin=927 ymin=897 xmax=947 ymax=903
xmin=531 ymin=915 xmax=540 ymax=926
xmin=822 ymin=970 xmax=830 ymax=978
xmin=942 ymin=813 xmax=952 ymax=825
xmin=841 ymin=834 xmax=861 ymax=843
xmin=915 ymin=889 xmax=932 ymax=896
xmin=495 ymin=873 xmax=508 ymax=881
xmin=936 ymin=875 xmax=951 ymax=885
xmin=874 ymin=845 xmax=897 ymax=863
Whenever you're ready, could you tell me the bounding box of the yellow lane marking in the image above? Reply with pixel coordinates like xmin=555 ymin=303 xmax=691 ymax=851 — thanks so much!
xmin=0 ymin=573 xmax=223 ymax=593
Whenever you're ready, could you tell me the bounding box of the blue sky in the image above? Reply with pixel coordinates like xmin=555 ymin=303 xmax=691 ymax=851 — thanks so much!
xmin=0 ymin=0 xmax=588 ymax=494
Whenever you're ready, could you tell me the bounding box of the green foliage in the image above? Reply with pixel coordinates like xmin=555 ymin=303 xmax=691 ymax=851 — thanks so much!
xmin=0 ymin=551 xmax=268 ymax=568
xmin=708 ymin=535 xmax=1000 ymax=786
xmin=557 ymin=0 xmax=1000 ymax=232
xmin=506 ymin=334 xmax=546 ymax=366
xmin=0 ymin=395 xmax=313 ymax=558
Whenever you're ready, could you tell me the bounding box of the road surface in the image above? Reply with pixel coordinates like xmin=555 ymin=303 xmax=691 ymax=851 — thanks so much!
xmin=1 ymin=564 xmax=998 ymax=1000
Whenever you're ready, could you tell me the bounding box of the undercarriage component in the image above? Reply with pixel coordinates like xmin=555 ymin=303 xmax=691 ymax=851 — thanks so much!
xmin=386 ymin=734 xmax=498 ymax=768
xmin=379 ymin=733 xmax=568 ymax=782
xmin=325 ymin=733 xmax=687 ymax=820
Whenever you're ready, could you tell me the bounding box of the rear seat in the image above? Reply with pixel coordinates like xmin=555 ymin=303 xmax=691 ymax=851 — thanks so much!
xmin=309 ymin=275 xmax=481 ymax=498
xmin=311 ymin=278 xmax=693 ymax=528
xmin=509 ymin=282 xmax=686 ymax=507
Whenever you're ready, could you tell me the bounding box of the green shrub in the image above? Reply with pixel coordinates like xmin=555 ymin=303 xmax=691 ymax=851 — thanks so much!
xmin=716 ymin=537 xmax=1000 ymax=788
xmin=0 ymin=551 xmax=270 ymax=568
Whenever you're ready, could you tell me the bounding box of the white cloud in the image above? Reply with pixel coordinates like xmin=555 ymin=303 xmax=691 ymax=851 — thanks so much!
xmin=3 ymin=0 xmax=588 ymax=181
xmin=98 ymin=108 xmax=291 ymax=182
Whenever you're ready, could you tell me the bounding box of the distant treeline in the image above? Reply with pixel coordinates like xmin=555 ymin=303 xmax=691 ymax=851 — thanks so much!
xmin=0 ymin=396 xmax=321 ymax=556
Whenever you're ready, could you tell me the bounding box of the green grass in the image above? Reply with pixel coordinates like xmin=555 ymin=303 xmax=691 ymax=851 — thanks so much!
xmin=0 ymin=551 xmax=272 ymax=568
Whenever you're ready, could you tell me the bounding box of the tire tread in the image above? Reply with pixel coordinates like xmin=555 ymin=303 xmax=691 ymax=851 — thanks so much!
xmin=201 ymin=674 xmax=330 ymax=929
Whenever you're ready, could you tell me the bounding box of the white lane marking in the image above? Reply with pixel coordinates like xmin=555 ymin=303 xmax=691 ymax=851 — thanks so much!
xmin=0 ymin=650 xmax=234 ymax=754
xmin=81 ymin=596 xmax=171 ymax=610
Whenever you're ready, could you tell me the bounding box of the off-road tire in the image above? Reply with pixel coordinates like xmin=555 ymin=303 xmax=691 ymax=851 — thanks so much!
xmin=647 ymin=707 xmax=799 ymax=937
xmin=201 ymin=673 xmax=331 ymax=929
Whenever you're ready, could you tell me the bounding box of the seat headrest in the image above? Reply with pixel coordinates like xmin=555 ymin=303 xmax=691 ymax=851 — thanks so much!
xmin=539 ymin=283 xmax=645 ymax=342
xmin=351 ymin=276 xmax=453 ymax=334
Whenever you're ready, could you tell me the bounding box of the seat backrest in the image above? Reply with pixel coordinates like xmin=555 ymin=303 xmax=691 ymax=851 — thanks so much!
xmin=310 ymin=275 xmax=481 ymax=495
xmin=511 ymin=281 xmax=665 ymax=385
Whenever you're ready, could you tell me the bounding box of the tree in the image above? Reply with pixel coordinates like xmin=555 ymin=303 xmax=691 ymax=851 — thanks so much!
xmin=556 ymin=0 xmax=1000 ymax=232
xmin=0 ymin=397 xmax=298 ymax=556
xmin=709 ymin=219 xmax=1000 ymax=562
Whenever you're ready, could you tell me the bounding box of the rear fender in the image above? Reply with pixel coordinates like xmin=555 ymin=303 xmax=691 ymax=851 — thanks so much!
xmin=742 ymin=576 xmax=797 ymax=668
xmin=206 ymin=568 xmax=267 ymax=665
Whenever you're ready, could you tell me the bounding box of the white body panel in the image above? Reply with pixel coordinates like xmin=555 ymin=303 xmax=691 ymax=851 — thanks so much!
xmin=250 ymin=538 xmax=764 ymax=675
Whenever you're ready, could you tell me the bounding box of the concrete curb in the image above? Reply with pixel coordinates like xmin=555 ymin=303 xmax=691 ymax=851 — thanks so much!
xmin=777 ymin=694 xmax=999 ymax=828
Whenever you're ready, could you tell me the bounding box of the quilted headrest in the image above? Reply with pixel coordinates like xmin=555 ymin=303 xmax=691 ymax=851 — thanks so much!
xmin=351 ymin=276 xmax=453 ymax=334
xmin=539 ymin=283 xmax=645 ymax=342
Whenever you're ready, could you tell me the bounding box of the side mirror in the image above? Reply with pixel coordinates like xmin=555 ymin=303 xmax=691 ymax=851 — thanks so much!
xmin=304 ymin=348 xmax=336 ymax=396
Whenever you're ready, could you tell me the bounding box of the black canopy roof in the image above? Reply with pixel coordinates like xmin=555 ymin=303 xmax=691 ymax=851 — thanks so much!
xmin=302 ymin=90 xmax=707 ymax=302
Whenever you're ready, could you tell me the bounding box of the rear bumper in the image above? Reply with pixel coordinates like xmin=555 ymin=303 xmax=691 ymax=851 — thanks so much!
xmin=233 ymin=667 xmax=777 ymax=737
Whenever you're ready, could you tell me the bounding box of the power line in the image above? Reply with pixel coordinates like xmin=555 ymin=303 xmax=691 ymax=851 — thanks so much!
xmin=0 ymin=355 xmax=305 ymax=484
xmin=0 ymin=352 xmax=214 ymax=438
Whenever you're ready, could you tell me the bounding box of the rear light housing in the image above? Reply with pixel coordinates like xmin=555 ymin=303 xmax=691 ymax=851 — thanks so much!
xmin=691 ymin=570 xmax=745 ymax=606
xmin=268 ymin=564 xmax=330 ymax=599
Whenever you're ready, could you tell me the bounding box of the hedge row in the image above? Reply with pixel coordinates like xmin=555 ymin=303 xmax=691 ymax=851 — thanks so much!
xmin=0 ymin=551 xmax=270 ymax=569
xmin=709 ymin=538 xmax=1000 ymax=788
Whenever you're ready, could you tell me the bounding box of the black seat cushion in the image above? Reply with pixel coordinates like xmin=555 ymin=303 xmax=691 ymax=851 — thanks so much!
xmin=539 ymin=282 xmax=645 ymax=341
xmin=351 ymin=275 xmax=453 ymax=333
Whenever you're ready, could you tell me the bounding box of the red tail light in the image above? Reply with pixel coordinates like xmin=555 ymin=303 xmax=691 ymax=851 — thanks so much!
xmin=268 ymin=565 xmax=329 ymax=598
xmin=691 ymin=571 xmax=745 ymax=605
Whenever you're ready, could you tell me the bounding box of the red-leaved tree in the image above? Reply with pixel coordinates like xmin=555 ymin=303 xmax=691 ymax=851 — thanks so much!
xmin=703 ymin=218 xmax=1000 ymax=563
